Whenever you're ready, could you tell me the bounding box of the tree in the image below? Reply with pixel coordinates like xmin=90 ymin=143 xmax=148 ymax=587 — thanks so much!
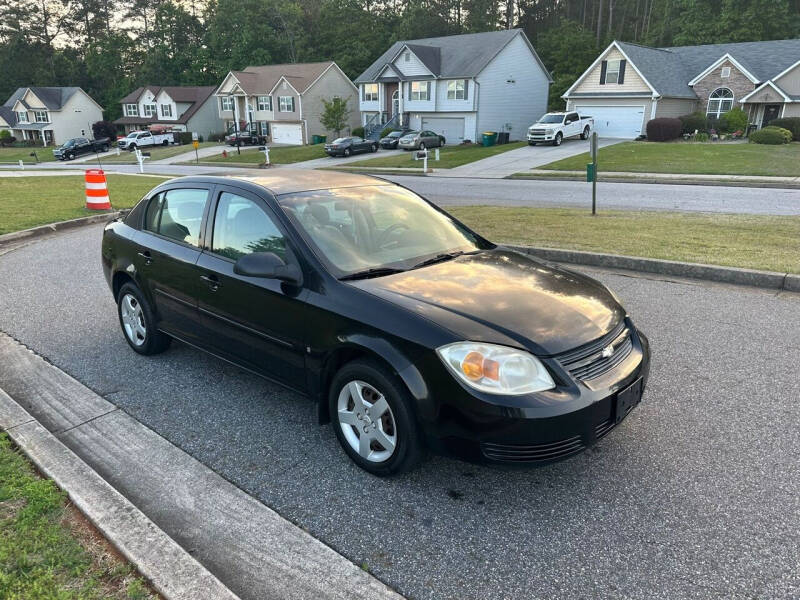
xmin=319 ymin=97 xmax=351 ymax=138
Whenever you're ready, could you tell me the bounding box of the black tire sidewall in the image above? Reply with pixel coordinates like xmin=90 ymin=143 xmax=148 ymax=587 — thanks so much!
xmin=419 ymin=142 xmax=425 ymax=150
xmin=329 ymin=359 xmax=422 ymax=476
xmin=116 ymin=282 xmax=169 ymax=355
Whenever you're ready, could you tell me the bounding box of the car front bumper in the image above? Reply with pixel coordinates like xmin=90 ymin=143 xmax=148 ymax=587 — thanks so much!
xmin=421 ymin=324 xmax=651 ymax=466
xmin=528 ymin=133 xmax=555 ymax=142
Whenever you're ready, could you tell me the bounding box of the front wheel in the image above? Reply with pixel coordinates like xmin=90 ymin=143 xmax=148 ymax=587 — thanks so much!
xmin=116 ymin=282 xmax=171 ymax=355
xmin=553 ymin=133 xmax=563 ymax=146
xmin=581 ymin=126 xmax=590 ymax=140
xmin=371 ymin=143 xmax=378 ymax=152
xmin=330 ymin=359 xmax=423 ymax=476
xmin=528 ymin=141 xmax=537 ymax=146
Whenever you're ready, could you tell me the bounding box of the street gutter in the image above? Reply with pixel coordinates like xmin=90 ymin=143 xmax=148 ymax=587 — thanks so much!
xmin=510 ymin=170 xmax=800 ymax=189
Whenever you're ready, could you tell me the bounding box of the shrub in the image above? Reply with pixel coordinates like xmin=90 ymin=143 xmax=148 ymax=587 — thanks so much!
xmin=352 ymin=126 xmax=365 ymax=138
xmin=646 ymin=117 xmax=682 ymax=141
xmin=749 ymin=127 xmax=790 ymax=145
xmin=178 ymin=132 xmax=193 ymax=145
xmin=91 ymin=120 xmax=117 ymax=141
xmin=720 ymin=108 xmax=748 ymax=133
xmin=768 ymin=117 xmax=800 ymax=141
xmin=198 ymin=135 xmax=204 ymax=143
xmin=380 ymin=126 xmax=394 ymax=138
xmin=679 ymin=112 xmax=707 ymax=134
xmin=766 ymin=126 xmax=793 ymax=143
xmin=695 ymin=132 xmax=709 ymax=142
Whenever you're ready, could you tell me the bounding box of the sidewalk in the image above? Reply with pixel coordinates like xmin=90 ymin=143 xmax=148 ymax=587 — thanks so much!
xmin=153 ymin=144 xmax=228 ymax=164
xmin=516 ymin=169 xmax=800 ymax=188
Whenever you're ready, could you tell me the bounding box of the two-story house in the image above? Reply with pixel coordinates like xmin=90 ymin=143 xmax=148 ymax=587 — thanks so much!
xmin=563 ymin=39 xmax=800 ymax=138
xmin=113 ymin=86 xmax=223 ymax=138
xmin=0 ymin=87 xmax=103 ymax=145
xmin=214 ymin=61 xmax=360 ymax=145
xmin=354 ymin=29 xmax=551 ymax=143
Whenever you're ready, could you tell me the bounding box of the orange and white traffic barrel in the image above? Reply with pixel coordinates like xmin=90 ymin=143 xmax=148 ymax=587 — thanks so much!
xmin=85 ymin=169 xmax=111 ymax=210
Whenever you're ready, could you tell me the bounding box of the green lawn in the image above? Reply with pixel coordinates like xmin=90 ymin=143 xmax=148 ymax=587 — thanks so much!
xmin=0 ymin=174 xmax=168 ymax=234
xmin=537 ymin=141 xmax=800 ymax=177
xmin=346 ymin=141 xmax=527 ymax=169
xmin=0 ymin=434 xmax=158 ymax=599
xmin=102 ymin=141 xmax=219 ymax=163
xmin=447 ymin=206 xmax=800 ymax=274
xmin=0 ymin=146 xmax=57 ymax=164
xmin=198 ymin=143 xmax=327 ymax=165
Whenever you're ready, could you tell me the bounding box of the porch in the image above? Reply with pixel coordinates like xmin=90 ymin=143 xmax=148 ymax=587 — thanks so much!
xmin=14 ymin=124 xmax=54 ymax=146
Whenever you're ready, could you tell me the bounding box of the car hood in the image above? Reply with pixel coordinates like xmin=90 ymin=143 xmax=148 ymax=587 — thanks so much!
xmin=349 ymin=249 xmax=625 ymax=355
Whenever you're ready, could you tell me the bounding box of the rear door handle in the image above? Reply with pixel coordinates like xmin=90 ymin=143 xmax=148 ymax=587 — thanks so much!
xmin=137 ymin=250 xmax=153 ymax=265
xmin=200 ymin=274 xmax=220 ymax=291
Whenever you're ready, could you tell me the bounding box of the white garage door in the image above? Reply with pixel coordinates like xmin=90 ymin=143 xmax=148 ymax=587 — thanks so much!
xmin=421 ymin=117 xmax=465 ymax=145
xmin=272 ymin=123 xmax=303 ymax=145
xmin=574 ymin=105 xmax=645 ymax=138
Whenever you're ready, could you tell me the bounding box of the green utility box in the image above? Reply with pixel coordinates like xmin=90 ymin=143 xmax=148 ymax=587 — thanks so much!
xmin=481 ymin=131 xmax=498 ymax=147
xmin=586 ymin=163 xmax=596 ymax=182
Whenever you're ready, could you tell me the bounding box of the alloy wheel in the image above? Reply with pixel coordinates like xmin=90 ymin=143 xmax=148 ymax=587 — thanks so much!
xmin=120 ymin=293 xmax=146 ymax=346
xmin=337 ymin=380 xmax=397 ymax=463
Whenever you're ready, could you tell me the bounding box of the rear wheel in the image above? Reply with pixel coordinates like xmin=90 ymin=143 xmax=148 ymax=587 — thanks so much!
xmin=418 ymin=142 xmax=426 ymax=151
xmin=330 ymin=359 xmax=423 ymax=476
xmin=162 ymin=140 xmax=169 ymax=146
xmin=581 ymin=126 xmax=590 ymax=140
xmin=116 ymin=282 xmax=171 ymax=355
xmin=553 ymin=132 xmax=563 ymax=146
xmin=67 ymin=152 xmax=75 ymax=160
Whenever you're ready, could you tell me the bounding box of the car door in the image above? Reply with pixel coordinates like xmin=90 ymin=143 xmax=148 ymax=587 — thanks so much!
xmin=132 ymin=185 xmax=211 ymax=343
xmin=567 ymin=112 xmax=581 ymax=137
xmin=423 ymin=131 xmax=439 ymax=147
xmin=351 ymin=137 xmax=366 ymax=154
xmin=139 ymin=131 xmax=153 ymax=146
xmin=195 ymin=186 xmax=308 ymax=388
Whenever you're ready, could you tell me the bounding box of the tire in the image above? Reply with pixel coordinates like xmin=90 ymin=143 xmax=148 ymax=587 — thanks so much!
xmin=162 ymin=140 xmax=169 ymax=146
xmin=329 ymin=359 xmax=424 ymax=476
xmin=528 ymin=141 xmax=537 ymax=146
xmin=371 ymin=143 xmax=378 ymax=152
xmin=67 ymin=152 xmax=75 ymax=161
xmin=128 ymin=144 xmax=137 ymax=151
xmin=116 ymin=282 xmax=171 ymax=355
xmin=439 ymin=137 xmax=446 ymax=146
xmin=344 ymin=148 xmax=351 ymax=157
xmin=581 ymin=126 xmax=590 ymax=140
xmin=553 ymin=133 xmax=563 ymax=147
xmin=418 ymin=142 xmax=426 ymax=150
xmin=101 ymin=144 xmax=109 ymax=152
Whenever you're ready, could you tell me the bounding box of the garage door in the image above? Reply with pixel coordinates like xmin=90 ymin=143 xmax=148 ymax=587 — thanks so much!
xmin=272 ymin=123 xmax=303 ymax=145
xmin=574 ymin=105 xmax=645 ymax=138
xmin=421 ymin=117 xmax=465 ymax=145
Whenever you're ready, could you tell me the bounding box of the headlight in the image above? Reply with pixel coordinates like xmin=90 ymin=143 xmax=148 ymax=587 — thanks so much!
xmin=436 ymin=342 xmax=555 ymax=395
xmin=546 ymin=129 xmax=554 ymax=135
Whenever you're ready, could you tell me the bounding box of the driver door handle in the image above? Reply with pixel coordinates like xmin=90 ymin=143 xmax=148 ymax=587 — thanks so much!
xmin=200 ymin=274 xmax=221 ymax=291
xmin=137 ymin=250 xmax=153 ymax=265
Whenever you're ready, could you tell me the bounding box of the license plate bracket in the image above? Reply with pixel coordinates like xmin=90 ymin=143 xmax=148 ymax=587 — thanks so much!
xmin=615 ymin=377 xmax=643 ymax=424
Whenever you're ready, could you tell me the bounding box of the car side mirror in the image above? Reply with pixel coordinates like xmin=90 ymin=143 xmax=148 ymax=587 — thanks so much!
xmin=234 ymin=252 xmax=302 ymax=285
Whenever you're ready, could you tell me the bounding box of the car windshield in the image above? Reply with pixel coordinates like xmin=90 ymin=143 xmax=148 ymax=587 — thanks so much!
xmin=126 ymin=132 xmax=138 ymax=138
xmin=538 ymin=114 xmax=565 ymax=124
xmin=63 ymin=140 xmax=75 ymax=147
xmin=279 ymin=185 xmax=488 ymax=277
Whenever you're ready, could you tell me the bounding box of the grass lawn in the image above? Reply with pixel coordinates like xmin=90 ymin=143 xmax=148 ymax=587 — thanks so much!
xmin=198 ymin=143 xmax=327 ymax=165
xmin=345 ymin=141 xmax=527 ymax=169
xmin=0 ymin=174 xmax=168 ymax=234
xmin=0 ymin=146 xmax=57 ymax=164
xmin=102 ymin=141 xmax=219 ymax=163
xmin=447 ymin=206 xmax=800 ymax=274
xmin=0 ymin=434 xmax=159 ymax=599
xmin=537 ymin=141 xmax=800 ymax=177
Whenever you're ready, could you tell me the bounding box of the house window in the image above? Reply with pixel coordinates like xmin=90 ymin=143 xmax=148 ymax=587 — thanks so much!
xmin=124 ymin=103 xmax=138 ymax=117
xmin=142 ymin=104 xmax=157 ymax=117
xmin=362 ymin=84 xmax=379 ymax=102
xmin=721 ymin=67 xmax=731 ymax=78
xmin=605 ymin=59 xmax=621 ymax=84
xmin=707 ymin=88 xmax=734 ymax=118
xmin=17 ymin=111 xmax=28 ymax=123
xmin=259 ymin=121 xmax=269 ymax=135
xmin=161 ymin=104 xmax=172 ymax=117
xmin=279 ymin=96 xmax=295 ymax=112
xmin=257 ymin=96 xmax=272 ymax=111
xmin=404 ymin=52 xmax=410 ymax=62
xmin=34 ymin=110 xmax=49 ymax=123
xmin=220 ymin=96 xmax=234 ymax=112
xmin=446 ymin=80 xmax=467 ymax=100
xmin=410 ymin=81 xmax=430 ymax=101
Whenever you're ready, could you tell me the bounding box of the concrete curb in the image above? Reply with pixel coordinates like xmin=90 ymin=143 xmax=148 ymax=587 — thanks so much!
xmin=509 ymin=171 xmax=800 ymax=189
xmin=0 ymin=210 xmax=128 ymax=248
xmin=508 ymin=245 xmax=800 ymax=292
xmin=0 ymin=389 xmax=241 ymax=600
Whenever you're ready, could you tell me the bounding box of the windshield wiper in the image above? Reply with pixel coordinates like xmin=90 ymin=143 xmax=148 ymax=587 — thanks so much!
xmin=411 ymin=250 xmax=471 ymax=270
xmin=339 ymin=267 xmax=406 ymax=281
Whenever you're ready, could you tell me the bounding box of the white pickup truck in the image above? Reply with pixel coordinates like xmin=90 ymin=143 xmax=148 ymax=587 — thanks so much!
xmin=117 ymin=130 xmax=176 ymax=151
xmin=527 ymin=111 xmax=594 ymax=146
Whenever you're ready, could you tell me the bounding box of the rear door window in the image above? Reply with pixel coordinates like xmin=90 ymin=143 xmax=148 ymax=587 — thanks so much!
xmin=143 ymin=188 xmax=208 ymax=247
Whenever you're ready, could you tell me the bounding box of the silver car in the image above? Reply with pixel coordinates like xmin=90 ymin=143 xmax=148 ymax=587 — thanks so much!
xmin=398 ymin=130 xmax=445 ymax=151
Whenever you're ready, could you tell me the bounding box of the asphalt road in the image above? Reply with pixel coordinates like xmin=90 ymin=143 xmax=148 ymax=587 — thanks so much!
xmin=2 ymin=225 xmax=799 ymax=600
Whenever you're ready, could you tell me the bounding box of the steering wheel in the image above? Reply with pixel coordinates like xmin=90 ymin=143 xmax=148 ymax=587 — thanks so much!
xmin=377 ymin=223 xmax=410 ymax=248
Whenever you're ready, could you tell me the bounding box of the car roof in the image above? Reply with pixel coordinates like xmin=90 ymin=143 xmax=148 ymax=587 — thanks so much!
xmin=161 ymin=169 xmax=390 ymax=196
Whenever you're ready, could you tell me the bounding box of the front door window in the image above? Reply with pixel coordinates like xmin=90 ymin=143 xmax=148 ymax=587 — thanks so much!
xmin=392 ymin=90 xmax=399 ymax=117
xmin=762 ymin=104 xmax=781 ymax=128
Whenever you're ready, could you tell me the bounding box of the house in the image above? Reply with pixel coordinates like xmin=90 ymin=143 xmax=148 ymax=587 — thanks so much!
xmin=354 ymin=29 xmax=552 ymax=143
xmin=214 ymin=62 xmax=360 ymax=145
xmin=0 ymin=87 xmax=103 ymax=145
xmin=113 ymin=86 xmax=224 ymax=139
xmin=564 ymin=39 xmax=800 ymax=138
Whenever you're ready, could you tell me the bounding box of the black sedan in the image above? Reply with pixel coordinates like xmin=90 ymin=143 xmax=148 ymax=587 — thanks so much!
xmin=379 ymin=129 xmax=412 ymax=149
xmin=101 ymin=171 xmax=650 ymax=476
xmin=324 ymin=136 xmax=377 ymax=157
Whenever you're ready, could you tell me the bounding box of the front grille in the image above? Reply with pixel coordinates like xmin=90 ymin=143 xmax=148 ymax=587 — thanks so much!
xmin=556 ymin=321 xmax=633 ymax=382
xmin=529 ymin=128 xmax=547 ymax=135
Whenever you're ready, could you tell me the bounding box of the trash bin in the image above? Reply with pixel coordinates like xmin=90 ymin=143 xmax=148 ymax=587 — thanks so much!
xmin=312 ymin=134 xmax=327 ymax=144
xmin=482 ymin=131 xmax=498 ymax=147
xmin=497 ymin=132 xmax=510 ymax=145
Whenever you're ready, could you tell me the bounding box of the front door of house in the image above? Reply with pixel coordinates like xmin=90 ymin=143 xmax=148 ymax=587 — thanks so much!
xmin=385 ymin=83 xmax=398 ymax=117
xmin=762 ymin=104 xmax=781 ymax=128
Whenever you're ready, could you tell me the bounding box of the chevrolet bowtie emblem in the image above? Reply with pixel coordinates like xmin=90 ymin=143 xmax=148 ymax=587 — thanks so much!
xmin=601 ymin=344 xmax=615 ymax=358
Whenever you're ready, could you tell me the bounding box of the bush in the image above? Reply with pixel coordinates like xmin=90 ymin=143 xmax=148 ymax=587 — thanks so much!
xmin=0 ymin=131 xmax=14 ymax=146
xmin=695 ymin=132 xmax=709 ymax=142
xmin=766 ymin=126 xmax=793 ymax=143
xmin=768 ymin=117 xmax=800 ymax=140
xmin=749 ymin=127 xmax=790 ymax=145
xmin=720 ymin=108 xmax=748 ymax=133
xmin=352 ymin=126 xmax=365 ymax=138
xmin=379 ymin=126 xmax=394 ymax=138
xmin=91 ymin=120 xmax=117 ymax=141
xmin=646 ymin=117 xmax=682 ymax=141
xmin=679 ymin=112 xmax=707 ymax=134
xmin=178 ymin=132 xmax=193 ymax=145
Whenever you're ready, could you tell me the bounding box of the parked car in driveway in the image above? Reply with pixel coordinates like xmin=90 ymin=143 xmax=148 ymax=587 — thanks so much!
xmin=398 ymin=130 xmax=445 ymax=151
xmin=118 ymin=130 xmax=176 ymax=151
xmin=324 ymin=137 xmax=377 ymax=157
xmin=379 ymin=129 xmax=412 ymax=149
xmin=52 ymin=136 xmax=111 ymax=160
xmin=527 ymin=111 xmax=594 ymax=146
xmin=101 ymin=170 xmax=650 ymax=476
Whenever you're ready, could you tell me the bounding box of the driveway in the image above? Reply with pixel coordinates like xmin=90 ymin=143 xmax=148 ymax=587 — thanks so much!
xmin=1 ymin=224 xmax=798 ymax=600
xmin=431 ymin=138 xmax=621 ymax=178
